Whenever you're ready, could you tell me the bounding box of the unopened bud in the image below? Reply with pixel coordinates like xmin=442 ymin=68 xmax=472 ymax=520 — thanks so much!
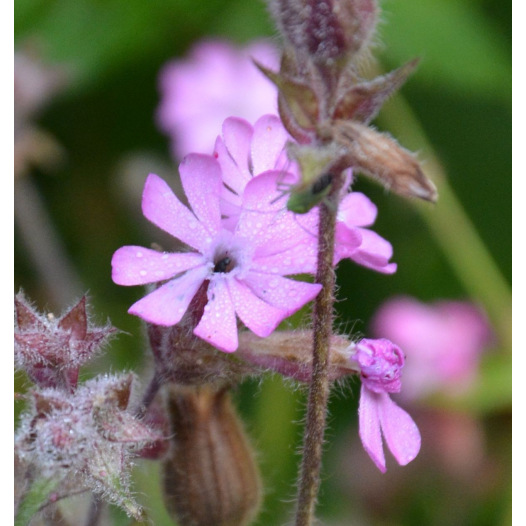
xmin=14 ymin=293 xmax=117 ymax=391
xmin=269 ymin=0 xmax=378 ymax=66
xmin=162 ymin=385 xmax=262 ymax=526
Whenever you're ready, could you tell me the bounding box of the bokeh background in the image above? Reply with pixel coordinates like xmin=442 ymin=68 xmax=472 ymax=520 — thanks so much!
xmin=14 ymin=0 xmax=511 ymax=525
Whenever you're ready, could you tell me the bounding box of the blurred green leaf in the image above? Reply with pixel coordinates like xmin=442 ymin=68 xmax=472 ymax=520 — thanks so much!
xmin=14 ymin=0 xmax=244 ymax=90
xmin=378 ymin=0 xmax=510 ymax=101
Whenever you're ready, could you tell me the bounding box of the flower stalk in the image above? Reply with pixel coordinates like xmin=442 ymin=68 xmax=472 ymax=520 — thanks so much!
xmin=294 ymin=171 xmax=345 ymax=526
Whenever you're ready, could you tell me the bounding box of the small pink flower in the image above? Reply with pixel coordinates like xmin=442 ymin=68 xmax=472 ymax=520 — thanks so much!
xmin=371 ymin=296 xmax=493 ymax=399
xmin=214 ymin=114 xmax=395 ymax=273
xmin=351 ymin=338 xmax=421 ymax=472
xmin=157 ymin=39 xmax=279 ymax=158
xmin=112 ymin=155 xmax=322 ymax=353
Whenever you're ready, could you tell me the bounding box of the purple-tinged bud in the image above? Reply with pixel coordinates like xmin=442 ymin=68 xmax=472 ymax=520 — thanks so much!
xmin=269 ymin=0 xmax=378 ymax=66
xmin=351 ymin=338 xmax=404 ymax=393
xmin=14 ymin=293 xmax=117 ymax=391
xmin=162 ymin=385 xmax=262 ymax=526
xmin=15 ymin=374 xmax=160 ymax=520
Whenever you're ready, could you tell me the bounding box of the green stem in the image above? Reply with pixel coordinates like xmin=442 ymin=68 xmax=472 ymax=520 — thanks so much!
xmin=294 ymin=176 xmax=343 ymax=526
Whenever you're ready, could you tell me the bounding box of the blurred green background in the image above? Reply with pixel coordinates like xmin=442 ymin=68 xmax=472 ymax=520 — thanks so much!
xmin=14 ymin=0 xmax=511 ymax=525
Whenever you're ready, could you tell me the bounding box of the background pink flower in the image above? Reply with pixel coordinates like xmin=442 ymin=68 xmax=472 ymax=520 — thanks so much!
xmin=371 ymin=296 xmax=493 ymax=400
xmin=157 ymin=39 xmax=279 ymax=158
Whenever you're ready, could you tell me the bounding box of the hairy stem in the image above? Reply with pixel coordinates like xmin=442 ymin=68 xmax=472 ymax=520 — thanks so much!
xmin=135 ymin=373 xmax=162 ymax=419
xmin=294 ymin=175 xmax=343 ymax=526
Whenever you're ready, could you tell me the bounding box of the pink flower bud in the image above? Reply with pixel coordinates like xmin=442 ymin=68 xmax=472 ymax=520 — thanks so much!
xmin=351 ymin=338 xmax=404 ymax=393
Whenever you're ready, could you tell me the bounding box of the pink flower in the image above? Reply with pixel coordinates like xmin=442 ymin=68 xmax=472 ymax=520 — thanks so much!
xmin=111 ymin=154 xmax=322 ymax=353
xmin=157 ymin=39 xmax=279 ymax=158
xmin=214 ymin=113 xmax=395 ymax=273
xmin=351 ymin=338 xmax=421 ymax=472
xmin=370 ymin=296 xmax=493 ymax=399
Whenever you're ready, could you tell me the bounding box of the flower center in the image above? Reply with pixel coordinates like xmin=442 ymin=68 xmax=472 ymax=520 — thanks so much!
xmin=213 ymin=255 xmax=236 ymax=274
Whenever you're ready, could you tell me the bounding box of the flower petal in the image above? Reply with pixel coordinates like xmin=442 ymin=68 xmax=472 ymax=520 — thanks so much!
xmin=334 ymin=222 xmax=363 ymax=254
xmin=214 ymin=137 xmax=249 ymax=198
xmin=141 ymin=173 xmax=210 ymax=251
xmin=377 ymin=392 xmax=421 ymax=467
xmin=112 ymin=246 xmax=204 ymax=285
xmin=193 ymin=279 xmax=238 ymax=352
xmin=338 ymin=192 xmax=378 ymax=227
xmin=335 ymin=227 xmax=396 ymax=274
xmin=243 ymin=272 xmax=321 ymax=312
xmin=251 ymin=240 xmax=319 ymax=275
xmin=228 ymin=278 xmax=289 ymax=337
xmin=250 ymin=114 xmax=289 ymax=175
xmin=128 ymin=265 xmax=209 ymax=326
xmin=179 ymin=154 xmax=222 ymax=235
xmin=358 ymin=386 xmax=386 ymax=473
xmin=221 ymin=116 xmax=254 ymax=182
xmin=237 ymin=171 xmax=315 ymax=254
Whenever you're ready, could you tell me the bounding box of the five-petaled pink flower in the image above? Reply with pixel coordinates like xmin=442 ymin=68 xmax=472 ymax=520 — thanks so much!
xmin=351 ymin=338 xmax=421 ymax=472
xmin=111 ymin=154 xmax=322 ymax=353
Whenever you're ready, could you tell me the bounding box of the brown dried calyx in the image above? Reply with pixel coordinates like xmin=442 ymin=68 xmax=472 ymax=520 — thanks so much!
xmin=162 ymin=384 xmax=262 ymax=526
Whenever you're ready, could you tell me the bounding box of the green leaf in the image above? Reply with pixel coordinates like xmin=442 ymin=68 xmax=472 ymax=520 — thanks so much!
xmin=15 ymin=476 xmax=60 ymax=526
xmin=14 ymin=0 xmax=237 ymax=90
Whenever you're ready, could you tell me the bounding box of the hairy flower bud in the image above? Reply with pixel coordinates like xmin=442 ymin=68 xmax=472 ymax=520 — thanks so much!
xmin=269 ymin=0 xmax=378 ymax=67
xmin=14 ymin=293 xmax=117 ymax=391
xmin=162 ymin=385 xmax=262 ymax=526
xmin=15 ymin=374 xmax=160 ymax=520
xmin=331 ymin=120 xmax=438 ymax=202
